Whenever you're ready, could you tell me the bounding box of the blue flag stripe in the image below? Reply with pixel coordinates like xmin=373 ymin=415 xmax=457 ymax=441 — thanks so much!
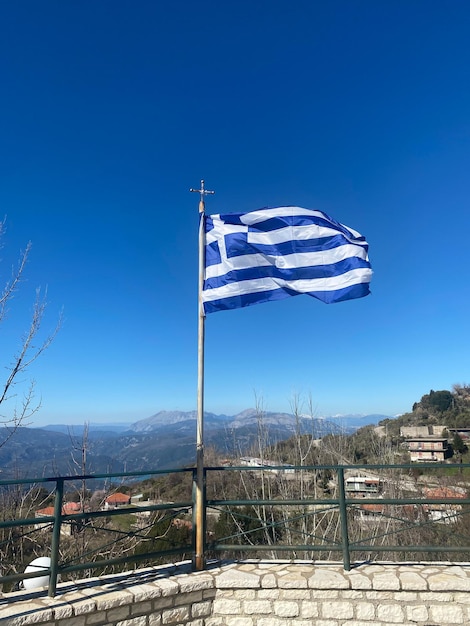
xmin=204 ymin=256 xmax=370 ymax=291
xmin=207 ymin=212 xmax=360 ymax=237
xmin=203 ymin=268 xmax=370 ymax=304
xmin=222 ymin=232 xmax=368 ymax=260
xmin=203 ymin=282 xmax=371 ymax=314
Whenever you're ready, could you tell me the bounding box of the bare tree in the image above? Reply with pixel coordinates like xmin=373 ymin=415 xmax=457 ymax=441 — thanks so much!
xmin=0 ymin=481 xmax=52 ymax=588
xmin=0 ymin=221 xmax=61 ymax=448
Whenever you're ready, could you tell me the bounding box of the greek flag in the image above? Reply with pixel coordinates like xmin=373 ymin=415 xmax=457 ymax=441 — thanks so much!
xmin=203 ymin=206 xmax=372 ymax=314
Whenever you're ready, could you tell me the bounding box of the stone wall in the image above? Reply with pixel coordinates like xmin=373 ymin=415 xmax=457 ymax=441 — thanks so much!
xmin=2 ymin=560 xmax=470 ymax=626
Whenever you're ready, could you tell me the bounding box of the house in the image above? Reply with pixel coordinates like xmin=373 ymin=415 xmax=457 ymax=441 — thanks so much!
xmin=129 ymin=496 xmax=159 ymax=519
xmin=357 ymin=503 xmax=386 ymax=522
xmin=357 ymin=503 xmax=420 ymax=525
xmin=35 ymin=502 xmax=84 ymax=536
xmin=239 ymin=457 xmax=295 ymax=474
xmin=345 ymin=476 xmax=383 ymax=497
xmin=400 ymin=426 xmax=449 ymax=462
xmin=405 ymin=437 xmax=449 ymax=462
xmin=423 ymin=486 xmax=466 ymax=523
xmin=104 ymin=492 xmax=131 ymax=510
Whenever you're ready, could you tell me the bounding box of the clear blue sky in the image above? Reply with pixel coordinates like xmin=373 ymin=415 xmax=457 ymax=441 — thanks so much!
xmin=1 ymin=1 xmax=469 ymax=425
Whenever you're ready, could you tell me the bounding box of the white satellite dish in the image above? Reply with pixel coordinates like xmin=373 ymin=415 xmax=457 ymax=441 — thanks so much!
xmin=23 ymin=556 xmax=51 ymax=590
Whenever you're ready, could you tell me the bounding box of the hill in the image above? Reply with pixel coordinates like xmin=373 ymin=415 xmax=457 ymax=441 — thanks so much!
xmin=377 ymin=385 xmax=470 ymax=436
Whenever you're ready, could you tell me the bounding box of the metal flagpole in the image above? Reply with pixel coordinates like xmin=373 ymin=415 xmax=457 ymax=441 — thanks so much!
xmin=190 ymin=179 xmax=214 ymax=570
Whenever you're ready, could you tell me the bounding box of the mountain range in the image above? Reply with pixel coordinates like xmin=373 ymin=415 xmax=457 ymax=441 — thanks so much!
xmin=0 ymin=410 xmax=391 ymax=478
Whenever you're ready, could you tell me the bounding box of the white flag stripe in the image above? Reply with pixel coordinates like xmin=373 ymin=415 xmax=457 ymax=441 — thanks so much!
xmin=238 ymin=206 xmax=364 ymax=238
xmin=203 ymin=268 xmax=371 ymax=303
xmin=205 ymin=243 xmax=369 ymax=279
xmin=239 ymin=206 xmax=328 ymax=224
xmin=247 ymin=223 xmax=362 ymax=245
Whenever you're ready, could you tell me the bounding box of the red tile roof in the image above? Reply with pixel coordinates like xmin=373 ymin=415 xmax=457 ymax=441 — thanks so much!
xmin=424 ymin=487 xmax=465 ymax=499
xmin=36 ymin=502 xmax=82 ymax=517
xmin=105 ymin=492 xmax=131 ymax=504
xmin=360 ymin=503 xmax=385 ymax=513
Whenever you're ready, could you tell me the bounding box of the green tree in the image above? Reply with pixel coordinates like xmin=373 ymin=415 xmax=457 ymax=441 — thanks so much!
xmin=420 ymin=390 xmax=453 ymax=414
xmin=452 ymin=432 xmax=468 ymax=456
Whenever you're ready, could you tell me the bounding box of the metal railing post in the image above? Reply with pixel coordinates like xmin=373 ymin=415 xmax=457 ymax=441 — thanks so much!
xmin=192 ymin=468 xmax=197 ymax=564
xmin=49 ymin=478 xmax=64 ymax=596
xmin=202 ymin=466 xmax=207 ymax=560
xmin=337 ymin=467 xmax=351 ymax=571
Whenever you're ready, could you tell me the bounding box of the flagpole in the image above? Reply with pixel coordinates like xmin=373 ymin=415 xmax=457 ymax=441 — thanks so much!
xmin=190 ymin=179 xmax=214 ymax=570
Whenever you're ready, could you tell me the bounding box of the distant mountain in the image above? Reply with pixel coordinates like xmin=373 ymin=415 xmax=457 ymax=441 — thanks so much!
xmin=323 ymin=414 xmax=391 ymax=430
xmin=130 ymin=408 xmax=358 ymax=437
xmin=228 ymin=409 xmax=302 ymax=429
xmin=40 ymin=423 xmax=133 ymax=439
xmin=130 ymin=410 xmax=232 ymax=433
xmin=0 ymin=410 xmax=393 ymax=478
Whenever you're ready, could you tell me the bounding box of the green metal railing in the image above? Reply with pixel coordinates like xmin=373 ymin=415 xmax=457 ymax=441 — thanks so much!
xmin=2 ymin=462 xmax=470 ymax=596
xmin=0 ymin=467 xmax=194 ymax=596
xmin=206 ymin=463 xmax=470 ymax=570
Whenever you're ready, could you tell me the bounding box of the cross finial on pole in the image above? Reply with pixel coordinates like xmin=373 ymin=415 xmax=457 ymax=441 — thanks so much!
xmin=190 ymin=179 xmax=215 ymax=213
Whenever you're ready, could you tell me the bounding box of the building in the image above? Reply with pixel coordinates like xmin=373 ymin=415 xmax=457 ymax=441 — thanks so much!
xmin=400 ymin=426 xmax=446 ymax=438
xmin=400 ymin=426 xmax=449 ymax=462
xmin=239 ymin=457 xmax=295 ymax=474
xmin=35 ymin=502 xmax=84 ymax=536
xmin=104 ymin=492 xmax=131 ymax=509
xmin=357 ymin=502 xmax=386 ymax=522
xmin=345 ymin=476 xmax=383 ymax=497
xmin=405 ymin=437 xmax=449 ymax=462
xmin=423 ymin=486 xmax=466 ymax=523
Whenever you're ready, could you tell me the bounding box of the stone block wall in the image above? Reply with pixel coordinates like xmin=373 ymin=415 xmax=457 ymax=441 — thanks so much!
xmin=2 ymin=560 xmax=470 ymax=625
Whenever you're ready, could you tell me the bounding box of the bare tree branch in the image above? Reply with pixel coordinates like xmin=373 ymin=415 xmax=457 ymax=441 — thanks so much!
xmin=0 ymin=226 xmax=61 ymax=448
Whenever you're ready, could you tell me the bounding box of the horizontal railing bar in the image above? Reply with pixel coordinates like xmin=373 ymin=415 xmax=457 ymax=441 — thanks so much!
xmin=207 ymin=499 xmax=339 ymax=507
xmin=0 ymin=467 xmax=193 ymax=487
xmin=65 ymin=502 xmax=192 ymax=522
xmin=0 ymin=569 xmax=54 ymax=586
xmin=347 ymin=545 xmax=470 ymax=553
xmin=0 ymin=501 xmax=193 ymax=530
xmin=210 ymin=544 xmax=343 ymax=552
xmin=0 ymin=546 xmax=193 ymax=586
xmin=207 ymin=498 xmax=470 ymax=507
xmin=58 ymin=545 xmax=193 ymax=575
xmin=210 ymin=543 xmax=470 ymax=554
xmin=4 ymin=496 xmax=465 ymax=532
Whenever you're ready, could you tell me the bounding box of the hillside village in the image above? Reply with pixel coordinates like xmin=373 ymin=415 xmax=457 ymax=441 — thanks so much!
xmin=38 ymin=386 xmax=470 ymax=532
xmin=2 ymin=384 xmax=470 ymax=588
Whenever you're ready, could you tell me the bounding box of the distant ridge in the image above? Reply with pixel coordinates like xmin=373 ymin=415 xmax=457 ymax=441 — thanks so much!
xmin=130 ymin=410 xmax=231 ymax=432
xmin=0 ymin=410 xmax=392 ymax=477
xmin=129 ymin=409 xmax=387 ymax=434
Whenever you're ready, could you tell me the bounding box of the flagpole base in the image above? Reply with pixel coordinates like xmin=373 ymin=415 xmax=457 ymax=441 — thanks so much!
xmin=193 ymin=554 xmax=205 ymax=571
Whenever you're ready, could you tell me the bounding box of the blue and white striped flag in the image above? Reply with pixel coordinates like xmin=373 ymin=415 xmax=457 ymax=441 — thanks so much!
xmin=202 ymin=206 xmax=372 ymax=314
